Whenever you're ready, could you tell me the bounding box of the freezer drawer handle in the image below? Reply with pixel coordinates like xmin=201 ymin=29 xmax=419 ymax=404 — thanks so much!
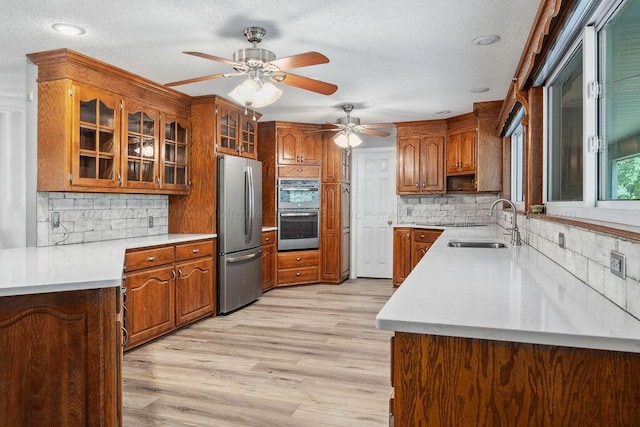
xmin=227 ymin=250 xmax=263 ymax=264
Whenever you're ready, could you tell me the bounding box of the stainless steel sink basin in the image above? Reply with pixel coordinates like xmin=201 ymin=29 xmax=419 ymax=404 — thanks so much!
xmin=447 ymin=240 xmax=507 ymax=248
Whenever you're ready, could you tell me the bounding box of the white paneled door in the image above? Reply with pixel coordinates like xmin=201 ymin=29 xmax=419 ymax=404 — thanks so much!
xmin=353 ymin=148 xmax=396 ymax=278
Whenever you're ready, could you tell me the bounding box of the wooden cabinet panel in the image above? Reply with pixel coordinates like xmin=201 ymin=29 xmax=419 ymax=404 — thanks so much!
xmin=125 ymin=265 xmax=175 ymax=349
xmin=341 ymin=229 xmax=350 ymax=278
xmin=420 ymin=137 xmax=445 ymax=192
xmin=277 ymin=165 xmax=321 ymax=178
xmin=397 ymin=137 xmax=421 ymax=193
xmin=175 ymin=257 xmax=215 ymax=326
xmin=392 ymin=332 xmax=640 ymax=426
xmin=393 ymin=228 xmax=412 ymax=287
xmin=0 ymin=288 xmax=119 ymax=426
xmin=277 ymin=251 xmax=319 ymax=268
xmin=262 ymin=230 xmax=276 ymax=291
xmin=277 ymin=128 xmax=300 ymax=165
xmin=277 ymin=267 xmax=319 ymax=285
xmin=175 ymin=240 xmax=214 ymax=261
xmin=125 ymin=246 xmax=174 ymax=271
xmin=300 ymin=132 xmax=322 ymax=165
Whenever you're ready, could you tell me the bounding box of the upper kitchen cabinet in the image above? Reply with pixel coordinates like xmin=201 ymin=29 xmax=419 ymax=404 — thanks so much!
xmin=446 ymin=113 xmax=476 ymax=176
xmin=396 ymin=120 xmax=446 ymax=195
xmin=161 ymin=114 xmax=190 ymax=193
xmin=473 ymin=101 xmax=503 ymax=192
xmin=27 ymin=49 xmax=192 ymax=195
xmin=215 ymin=97 xmax=259 ymax=159
xmin=169 ymin=95 xmax=260 ymax=234
xmin=274 ymin=124 xmax=322 ymax=167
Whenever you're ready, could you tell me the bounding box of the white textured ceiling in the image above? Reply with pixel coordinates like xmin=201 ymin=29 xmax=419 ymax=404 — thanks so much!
xmin=0 ymin=0 xmax=540 ymax=126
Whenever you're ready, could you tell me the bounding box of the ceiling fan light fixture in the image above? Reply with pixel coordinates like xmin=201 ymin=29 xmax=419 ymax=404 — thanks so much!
xmin=228 ymin=78 xmax=282 ymax=108
xmin=333 ymin=131 xmax=362 ymax=148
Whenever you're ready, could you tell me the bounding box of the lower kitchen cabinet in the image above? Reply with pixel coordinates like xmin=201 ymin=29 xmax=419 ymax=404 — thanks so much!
xmin=393 ymin=228 xmax=412 ymax=287
xmin=0 ymin=287 xmax=120 ymax=426
xmin=277 ymin=250 xmax=319 ymax=286
xmin=393 ymin=228 xmax=442 ymax=287
xmin=262 ymin=230 xmax=276 ymax=292
xmin=123 ymin=238 xmax=215 ymax=350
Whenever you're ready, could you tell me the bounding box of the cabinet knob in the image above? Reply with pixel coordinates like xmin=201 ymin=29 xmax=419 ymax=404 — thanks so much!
xmin=296 ymin=257 xmax=302 ymax=261
xmin=420 ymin=234 xmax=425 ymax=238
xmin=415 ymin=182 xmax=419 ymax=189
xmin=296 ymin=272 xmax=302 ymax=277
xmin=192 ymin=248 xmax=200 ymax=253
xmin=265 ymin=237 xmax=270 ymax=241
xmin=147 ymin=256 xmax=157 ymax=262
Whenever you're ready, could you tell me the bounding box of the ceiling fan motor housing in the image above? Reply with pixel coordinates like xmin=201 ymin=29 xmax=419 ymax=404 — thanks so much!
xmin=337 ymin=116 xmax=361 ymax=126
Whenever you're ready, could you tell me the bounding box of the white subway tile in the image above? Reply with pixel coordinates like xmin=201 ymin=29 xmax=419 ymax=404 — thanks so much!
xmin=626 ymin=278 xmax=640 ymax=320
xmin=595 ymin=234 xmax=618 ymax=266
xmin=603 ymin=271 xmax=627 ymax=309
xmin=587 ymin=259 xmax=606 ymax=294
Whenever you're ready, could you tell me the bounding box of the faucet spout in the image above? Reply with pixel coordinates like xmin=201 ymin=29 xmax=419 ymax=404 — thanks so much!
xmin=489 ymin=198 xmax=522 ymax=246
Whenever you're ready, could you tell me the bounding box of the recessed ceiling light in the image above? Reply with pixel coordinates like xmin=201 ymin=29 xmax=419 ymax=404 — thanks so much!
xmin=435 ymin=110 xmax=452 ymax=115
xmin=472 ymin=35 xmax=500 ymax=46
xmin=470 ymin=87 xmax=490 ymax=93
xmin=51 ymin=23 xmax=86 ymax=36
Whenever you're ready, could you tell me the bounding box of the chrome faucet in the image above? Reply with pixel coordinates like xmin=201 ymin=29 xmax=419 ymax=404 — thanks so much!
xmin=489 ymin=198 xmax=522 ymax=246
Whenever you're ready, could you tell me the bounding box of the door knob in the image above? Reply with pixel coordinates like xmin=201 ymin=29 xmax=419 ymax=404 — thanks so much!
xmin=387 ymin=220 xmax=392 ymax=225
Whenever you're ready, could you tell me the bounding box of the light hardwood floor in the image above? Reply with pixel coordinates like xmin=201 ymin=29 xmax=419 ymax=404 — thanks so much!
xmin=122 ymin=278 xmax=396 ymax=426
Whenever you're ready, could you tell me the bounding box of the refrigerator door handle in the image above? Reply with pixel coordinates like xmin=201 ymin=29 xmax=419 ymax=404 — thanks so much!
xmin=247 ymin=165 xmax=254 ymax=242
xmin=226 ymin=250 xmax=262 ymax=264
xmin=244 ymin=168 xmax=250 ymax=241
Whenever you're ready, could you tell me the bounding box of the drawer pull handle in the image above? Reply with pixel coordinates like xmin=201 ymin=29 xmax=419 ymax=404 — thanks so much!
xmin=296 ymin=257 xmax=302 ymax=261
xmin=192 ymin=248 xmax=200 ymax=253
xmin=147 ymin=256 xmax=157 ymax=262
xmin=420 ymin=234 xmax=425 ymax=238
xmin=296 ymin=272 xmax=302 ymax=277
xmin=265 ymin=237 xmax=270 ymax=241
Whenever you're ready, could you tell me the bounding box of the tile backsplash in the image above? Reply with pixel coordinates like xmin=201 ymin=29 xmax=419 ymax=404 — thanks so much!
xmin=398 ymin=193 xmax=500 ymax=225
xmin=36 ymin=192 xmax=168 ymax=246
xmin=495 ymin=210 xmax=640 ymax=320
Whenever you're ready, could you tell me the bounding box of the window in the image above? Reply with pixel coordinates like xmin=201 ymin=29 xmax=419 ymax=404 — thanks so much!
xmin=512 ymin=125 xmax=525 ymax=204
xmin=548 ymin=46 xmax=584 ymax=201
xmin=544 ymin=0 xmax=640 ymax=225
xmin=599 ymin=0 xmax=640 ymax=201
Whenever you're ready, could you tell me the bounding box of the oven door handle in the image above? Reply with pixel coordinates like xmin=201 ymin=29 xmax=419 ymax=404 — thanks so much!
xmin=279 ymin=187 xmax=319 ymax=191
xmin=279 ymin=212 xmax=317 ymax=217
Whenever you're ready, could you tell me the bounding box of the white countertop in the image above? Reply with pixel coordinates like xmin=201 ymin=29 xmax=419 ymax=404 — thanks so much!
xmin=376 ymin=225 xmax=640 ymax=353
xmin=0 ymin=234 xmax=215 ymax=297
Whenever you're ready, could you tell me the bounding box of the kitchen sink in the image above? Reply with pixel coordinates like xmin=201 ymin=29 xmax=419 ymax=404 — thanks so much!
xmin=447 ymin=240 xmax=507 ymax=249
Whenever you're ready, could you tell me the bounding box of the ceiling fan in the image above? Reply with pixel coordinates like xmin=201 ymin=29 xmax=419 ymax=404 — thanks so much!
xmin=165 ymin=26 xmax=338 ymax=108
xmin=322 ymin=104 xmax=394 ymax=148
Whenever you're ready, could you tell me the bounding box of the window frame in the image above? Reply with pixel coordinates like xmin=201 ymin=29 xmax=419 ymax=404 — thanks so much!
xmin=506 ymin=107 xmax=525 ymax=210
xmin=543 ymin=0 xmax=640 ymax=227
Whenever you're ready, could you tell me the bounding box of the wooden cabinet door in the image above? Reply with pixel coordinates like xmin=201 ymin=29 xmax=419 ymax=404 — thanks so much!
xmin=277 ymin=128 xmax=300 ymax=164
xmin=397 ymin=137 xmax=421 ymax=193
xmin=447 ymin=133 xmax=460 ymax=174
xmin=161 ymin=113 xmax=190 ymax=193
xmin=124 ymin=265 xmax=175 ymax=349
xmin=341 ymin=229 xmax=350 ymax=279
xmin=420 ymin=137 xmax=445 ymax=193
xmin=71 ymin=84 xmax=121 ymax=189
xmin=411 ymin=240 xmax=432 ymax=269
xmin=459 ymin=131 xmax=476 ymax=173
xmin=393 ymin=228 xmax=412 ymax=286
xmin=175 ymin=257 xmax=214 ymax=326
xmin=300 ymin=131 xmax=322 ymax=165
xmin=122 ymin=98 xmax=160 ymax=191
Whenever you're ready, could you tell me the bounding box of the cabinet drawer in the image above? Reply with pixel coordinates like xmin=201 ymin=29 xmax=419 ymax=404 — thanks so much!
xmin=412 ymin=229 xmax=441 ymax=243
xmin=277 ymin=267 xmax=319 ymax=285
xmin=262 ymin=231 xmax=276 ymax=246
xmin=125 ymin=246 xmax=174 ymax=271
xmin=277 ymin=251 xmax=319 ymax=269
xmin=278 ymin=165 xmax=321 ymax=178
xmin=175 ymin=240 xmax=214 ymax=261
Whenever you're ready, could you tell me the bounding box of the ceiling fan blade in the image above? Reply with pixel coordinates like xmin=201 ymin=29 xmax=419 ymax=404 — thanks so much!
xmin=360 ymin=128 xmax=391 ymax=137
xmin=268 ymin=52 xmax=329 ymax=70
xmin=183 ymin=51 xmax=239 ymax=67
xmin=276 ymin=73 xmax=338 ymax=95
xmin=165 ymin=73 xmax=226 ymax=87
xmin=361 ymin=123 xmax=396 ymax=129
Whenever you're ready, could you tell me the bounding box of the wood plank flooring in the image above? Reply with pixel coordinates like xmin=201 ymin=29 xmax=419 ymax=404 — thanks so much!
xmin=122 ymin=278 xmax=396 ymax=426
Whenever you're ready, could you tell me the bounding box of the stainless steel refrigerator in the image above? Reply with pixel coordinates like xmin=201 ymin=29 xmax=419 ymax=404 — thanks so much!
xmin=217 ymin=155 xmax=263 ymax=314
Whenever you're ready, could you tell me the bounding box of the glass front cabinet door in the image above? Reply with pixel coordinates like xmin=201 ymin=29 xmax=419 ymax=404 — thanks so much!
xmin=72 ymin=84 xmax=121 ymax=188
xmin=162 ymin=114 xmax=189 ymax=192
xmin=122 ymin=99 xmax=160 ymax=190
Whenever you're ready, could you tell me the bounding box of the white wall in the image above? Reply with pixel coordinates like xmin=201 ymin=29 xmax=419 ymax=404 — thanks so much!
xmin=0 ymin=110 xmax=26 ymax=249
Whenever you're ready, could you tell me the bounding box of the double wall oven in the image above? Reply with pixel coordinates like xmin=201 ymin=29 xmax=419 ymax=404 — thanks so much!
xmin=277 ymin=178 xmax=320 ymax=251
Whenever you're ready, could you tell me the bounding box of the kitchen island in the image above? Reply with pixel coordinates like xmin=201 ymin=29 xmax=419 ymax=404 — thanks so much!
xmin=0 ymin=233 xmax=214 ymax=427
xmin=377 ymin=225 xmax=640 ymax=426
